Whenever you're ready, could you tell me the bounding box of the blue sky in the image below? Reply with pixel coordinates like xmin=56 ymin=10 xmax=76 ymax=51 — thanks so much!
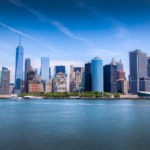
xmin=0 ymin=0 xmax=150 ymax=82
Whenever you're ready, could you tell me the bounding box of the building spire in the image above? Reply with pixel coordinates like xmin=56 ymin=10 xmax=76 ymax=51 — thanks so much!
xmin=19 ymin=34 xmax=21 ymax=46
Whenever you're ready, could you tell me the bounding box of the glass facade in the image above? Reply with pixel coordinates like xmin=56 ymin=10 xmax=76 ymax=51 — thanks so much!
xmin=55 ymin=66 xmax=66 ymax=74
xmin=91 ymin=57 xmax=103 ymax=93
xmin=84 ymin=62 xmax=92 ymax=91
xmin=41 ymin=57 xmax=49 ymax=81
xmin=15 ymin=45 xmax=24 ymax=90
xmin=25 ymin=58 xmax=31 ymax=81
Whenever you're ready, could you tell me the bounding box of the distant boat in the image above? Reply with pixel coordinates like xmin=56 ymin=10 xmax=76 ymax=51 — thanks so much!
xmin=11 ymin=94 xmax=23 ymax=100
xmin=24 ymin=96 xmax=43 ymax=100
xmin=138 ymin=91 xmax=150 ymax=98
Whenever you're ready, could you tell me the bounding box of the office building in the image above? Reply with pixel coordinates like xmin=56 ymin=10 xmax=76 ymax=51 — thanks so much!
xmin=0 ymin=71 xmax=1 ymax=88
xmin=104 ymin=60 xmax=118 ymax=93
xmin=41 ymin=57 xmax=49 ymax=81
xmin=129 ymin=50 xmax=148 ymax=94
xmin=1 ymin=67 xmax=10 ymax=95
xmin=24 ymin=58 xmax=31 ymax=92
xmin=45 ymin=80 xmax=52 ymax=93
xmin=91 ymin=57 xmax=103 ymax=93
xmin=52 ymin=72 xmax=67 ymax=93
xmin=70 ymin=65 xmax=85 ymax=92
xmin=27 ymin=66 xmax=44 ymax=93
xmin=55 ymin=66 xmax=66 ymax=74
xmin=117 ymin=79 xmax=129 ymax=95
xmin=49 ymin=67 xmax=51 ymax=80
xmin=15 ymin=40 xmax=24 ymax=95
xmin=84 ymin=62 xmax=92 ymax=92
xmin=148 ymin=57 xmax=150 ymax=77
xmin=9 ymin=83 xmax=15 ymax=94
xmin=139 ymin=78 xmax=150 ymax=92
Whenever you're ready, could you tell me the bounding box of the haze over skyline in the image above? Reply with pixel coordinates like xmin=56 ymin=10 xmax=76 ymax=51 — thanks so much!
xmin=1 ymin=0 xmax=150 ymax=82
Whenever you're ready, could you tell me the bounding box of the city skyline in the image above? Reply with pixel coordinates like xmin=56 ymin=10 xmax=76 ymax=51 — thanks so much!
xmin=1 ymin=0 xmax=150 ymax=82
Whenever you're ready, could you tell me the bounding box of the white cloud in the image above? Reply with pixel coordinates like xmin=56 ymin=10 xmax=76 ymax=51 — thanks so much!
xmin=0 ymin=22 xmax=58 ymax=53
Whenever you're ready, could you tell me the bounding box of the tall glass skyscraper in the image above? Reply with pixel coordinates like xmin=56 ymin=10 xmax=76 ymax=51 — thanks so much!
xmin=91 ymin=57 xmax=103 ymax=93
xmin=41 ymin=57 xmax=50 ymax=81
xmin=15 ymin=42 xmax=24 ymax=94
xmin=25 ymin=58 xmax=31 ymax=81
xmin=24 ymin=58 xmax=31 ymax=92
xmin=84 ymin=62 xmax=92 ymax=92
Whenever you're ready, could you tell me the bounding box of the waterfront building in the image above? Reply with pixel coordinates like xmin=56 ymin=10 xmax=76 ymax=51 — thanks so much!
xmin=27 ymin=67 xmax=43 ymax=93
xmin=0 ymin=67 xmax=10 ymax=95
xmin=52 ymin=72 xmax=67 ymax=93
xmin=129 ymin=50 xmax=148 ymax=94
xmin=24 ymin=58 xmax=31 ymax=92
xmin=70 ymin=65 xmax=85 ymax=92
xmin=28 ymin=75 xmax=44 ymax=93
xmin=148 ymin=57 xmax=150 ymax=77
xmin=26 ymin=66 xmax=35 ymax=92
xmin=117 ymin=79 xmax=129 ymax=95
xmin=0 ymin=71 xmax=1 ymax=88
xmin=139 ymin=77 xmax=150 ymax=92
xmin=9 ymin=83 xmax=15 ymax=94
xmin=41 ymin=57 xmax=50 ymax=81
xmin=15 ymin=40 xmax=24 ymax=95
xmin=45 ymin=80 xmax=52 ymax=93
xmin=104 ymin=60 xmax=118 ymax=93
xmin=91 ymin=57 xmax=103 ymax=93
xmin=55 ymin=66 xmax=66 ymax=74
xmin=84 ymin=62 xmax=92 ymax=92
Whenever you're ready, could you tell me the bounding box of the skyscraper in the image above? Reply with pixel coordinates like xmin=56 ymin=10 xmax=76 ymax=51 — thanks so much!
xmin=55 ymin=66 xmax=66 ymax=74
xmin=0 ymin=71 xmax=1 ymax=88
xmin=70 ymin=65 xmax=84 ymax=92
xmin=129 ymin=50 xmax=148 ymax=94
xmin=91 ymin=57 xmax=103 ymax=93
xmin=148 ymin=57 xmax=150 ymax=77
xmin=84 ymin=62 xmax=92 ymax=92
xmin=52 ymin=72 xmax=67 ymax=93
xmin=41 ymin=57 xmax=50 ymax=81
xmin=25 ymin=58 xmax=31 ymax=92
xmin=25 ymin=58 xmax=31 ymax=81
xmin=15 ymin=39 xmax=24 ymax=95
xmin=1 ymin=67 xmax=10 ymax=95
xmin=104 ymin=63 xmax=118 ymax=93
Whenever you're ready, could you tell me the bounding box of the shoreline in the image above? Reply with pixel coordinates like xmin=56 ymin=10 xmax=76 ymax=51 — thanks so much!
xmin=0 ymin=97 xmax=150 ymax=100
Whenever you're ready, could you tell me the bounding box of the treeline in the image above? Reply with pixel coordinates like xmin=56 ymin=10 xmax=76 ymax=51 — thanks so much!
xmin=21 ymin=92 xmax=122 ymax=98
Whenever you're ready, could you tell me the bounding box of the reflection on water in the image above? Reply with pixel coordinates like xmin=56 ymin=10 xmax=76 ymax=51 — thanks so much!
xmin=0 ymin=99 xmax=150 ymax=150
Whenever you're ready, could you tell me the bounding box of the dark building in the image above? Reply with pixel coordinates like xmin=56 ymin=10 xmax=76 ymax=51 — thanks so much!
xmin=104 ymin=64 xmax=118 ymax=93
xmin=129 ymin=50 xmax=148 ymax=94
xmin=55 ymin=66 xmax=66 ymax=74
xmin=0 ymin=67 xmax=10 ymax=95
xmin=25 ymin=58 xmax=31 ymax=92
xmin=84 ymin=62 xmax=92 ymax=92
xmin=148 ymin=57 xmax=150 ymax=77
xmin=139 ymin=78 xmax=150 ymax=92
xmin=26 ymin=66 xmax=35 ymax=93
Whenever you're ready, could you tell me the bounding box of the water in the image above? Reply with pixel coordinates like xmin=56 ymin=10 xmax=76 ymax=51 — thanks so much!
xmin=0 ymin=99 xmax=150 ymax=150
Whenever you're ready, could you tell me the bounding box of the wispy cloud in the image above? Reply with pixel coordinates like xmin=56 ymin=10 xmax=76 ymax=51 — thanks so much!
xmin=9 ymin=0 xmax=93 ymax=45
xmin=0 ymin=22 xmax=59 ymax=53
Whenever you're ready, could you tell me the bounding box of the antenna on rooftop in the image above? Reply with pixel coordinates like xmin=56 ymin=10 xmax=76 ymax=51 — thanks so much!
xmin=19 ymin=34 xmax=21 ymax=46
